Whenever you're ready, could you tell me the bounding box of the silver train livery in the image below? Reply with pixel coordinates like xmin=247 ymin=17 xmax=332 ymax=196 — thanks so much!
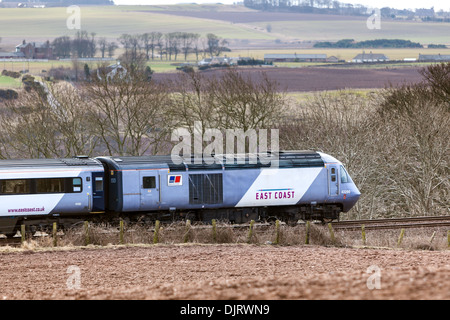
xmin=0 ymin=151 xmax=360 ymax=236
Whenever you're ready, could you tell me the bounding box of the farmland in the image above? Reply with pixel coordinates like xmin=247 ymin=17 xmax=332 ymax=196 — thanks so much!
xmin=152 ymin=66 xmax=424 ymax=92
xmin=0 ymin=4 xmax=449 ymax=51
xmin=0 ymin=244 xmax=449 ymax=300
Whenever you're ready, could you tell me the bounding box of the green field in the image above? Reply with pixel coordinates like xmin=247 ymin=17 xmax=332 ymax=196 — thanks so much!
xmin=0 ymin=75 xmax=22 ymax=89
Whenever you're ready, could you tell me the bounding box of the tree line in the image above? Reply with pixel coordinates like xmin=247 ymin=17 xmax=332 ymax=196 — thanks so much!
xmin=51 ymin=31 xmax=229 ymax=61
xmin=0 ymin=66 xmax=283 ymax=158
xmin=244 ymin=0 xmax=373 ymax=16
xmin=243 ymin=0 xmax=450 ymax=20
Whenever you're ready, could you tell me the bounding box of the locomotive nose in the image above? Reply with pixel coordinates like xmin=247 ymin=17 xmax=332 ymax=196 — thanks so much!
xmin=345 ymin=184 xmax=361 ymax=212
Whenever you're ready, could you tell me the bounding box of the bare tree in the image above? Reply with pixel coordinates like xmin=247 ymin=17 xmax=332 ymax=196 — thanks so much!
xmin=150 ymin=32 xmax=163 ymax=60
xmin=180 ymin=32 xmax=194 ymax=61
xmin=98 ymin=37 xmax=107 ymax=58
xmin=0 ymin=82 xmax=97 ymax=158
xmin=141 ymin=33 xmax=152 ymax=60
xmin=84 ymin=66 xmax=173 ymax=156
xmin=209 ymin=68 xmax=286 ymax=131
xmin=206 ymin=33 xmax=228 ymax=57
xmin=169 ymin=70 xmax=217 ymax=136
xmin=191 ymin=33 xmax=201 ymax=61
xmin=107 ymin=41 xmax=118 ymax=58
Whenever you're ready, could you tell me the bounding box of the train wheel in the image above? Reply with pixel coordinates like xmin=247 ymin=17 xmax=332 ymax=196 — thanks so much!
xmin=266 ymin=216 xmax=278 ymax=224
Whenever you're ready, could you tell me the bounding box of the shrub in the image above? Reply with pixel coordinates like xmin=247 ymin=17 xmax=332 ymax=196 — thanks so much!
xmin=0 ymin=89 xmax=18 ymax=100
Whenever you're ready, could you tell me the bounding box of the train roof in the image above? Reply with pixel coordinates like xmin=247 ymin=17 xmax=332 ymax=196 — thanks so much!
xmin=0 ymin=157 xmax=103 ymax=170
xmin=97 ymin=151 xmax=325 ymax=171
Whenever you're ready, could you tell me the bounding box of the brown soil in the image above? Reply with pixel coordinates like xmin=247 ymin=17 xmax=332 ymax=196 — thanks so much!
xmin=154 ymin=67 xmax=423 ymax=92
xmin=0 ymin=245 xmax=448 ymax=300
xmin=146 ymin=11 xmax=367 ymax=24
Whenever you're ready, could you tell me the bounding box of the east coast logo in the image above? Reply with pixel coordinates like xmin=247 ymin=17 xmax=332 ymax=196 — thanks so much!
xmin=168 ymin=175 xmax=182 ymax=186
xmin=255 ymin=188 xmax=295 ymax=200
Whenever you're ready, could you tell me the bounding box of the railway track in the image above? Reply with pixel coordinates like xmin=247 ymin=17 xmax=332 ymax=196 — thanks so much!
xmin=332 ymin=216 xmax=450 ymax=230
xmin=1 ymin=216 xmax=448 ymax=247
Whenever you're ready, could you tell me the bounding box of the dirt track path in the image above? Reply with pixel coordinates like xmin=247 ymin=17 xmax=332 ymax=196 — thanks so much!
xmin=0 ymin=245 xmax=448 ymax=300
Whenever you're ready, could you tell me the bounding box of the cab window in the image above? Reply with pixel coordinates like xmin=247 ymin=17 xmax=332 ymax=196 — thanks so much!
xmin=340 ymin=166 xmax=349 ymax=183
xmin=143 ymin=176 xmax=156 ymax=189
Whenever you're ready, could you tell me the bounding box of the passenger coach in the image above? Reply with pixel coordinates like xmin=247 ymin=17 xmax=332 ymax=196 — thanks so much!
xmin=0 ymin=157 xmax=105 ymax=236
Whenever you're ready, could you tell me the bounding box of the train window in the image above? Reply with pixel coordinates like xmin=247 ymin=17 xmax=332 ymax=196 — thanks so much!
xmin=0 ymin=178 xmax=82 ymax=195
xmin=331 ymin=168 xmax=336 ymax=174
xmin=331 ymin=175 xmax=336 ymax=182
xmin=143 ymin=176 xmax=156 ymax=189
xmin=0 ymin=179 xmax=30 ymax=194
xmin=94 ymin=177 xmax=103 ymax=192
xmin=37 ymin=178 xmax=64 ymax=193
xmin=340 ymin=166 xmax=349 ymax=184
xmin=73 ymin=178 xmax=82 ymax=192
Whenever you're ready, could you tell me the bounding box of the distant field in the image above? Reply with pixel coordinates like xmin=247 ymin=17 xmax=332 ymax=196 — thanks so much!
xmin=249 ymin=19 xmax=450 ymax=45
xmin=232 ymin=48 xmax=449 ymax=62
xmin=145 ymin=7 xmax=450 ymax=45
xmin=0 ymin=75 xmax=21 ymax=89
xmin=0 ymin=4 xmax=449 ymax=51
xmin=0 ymin=5 xmax=275 ymax=49
xmin=0 ymin=3 xmax=447 ymax=89
xmin=152 ymin=66 xmax=424 ymax=92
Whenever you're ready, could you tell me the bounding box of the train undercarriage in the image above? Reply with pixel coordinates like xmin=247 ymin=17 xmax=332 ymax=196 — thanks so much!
xmin=1 ymin=204 xmax=342 ymax=238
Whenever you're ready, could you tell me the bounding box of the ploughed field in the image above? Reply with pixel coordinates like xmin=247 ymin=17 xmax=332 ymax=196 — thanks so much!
xmin=154 ymin=66 xmax=424 ymax=92
xmin=0 ymin=245 xmax=448 ymax=300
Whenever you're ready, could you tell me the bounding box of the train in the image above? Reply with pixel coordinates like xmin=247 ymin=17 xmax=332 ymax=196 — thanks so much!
xmin=0 ymin=151 xmax=360 ymax=236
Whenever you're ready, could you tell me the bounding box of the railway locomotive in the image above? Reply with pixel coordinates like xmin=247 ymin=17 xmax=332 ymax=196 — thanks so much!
xmin=0 ymin=151 xmax=360 ymax=236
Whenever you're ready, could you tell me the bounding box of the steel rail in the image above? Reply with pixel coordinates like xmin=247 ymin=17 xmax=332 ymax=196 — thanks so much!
xmin=332 ymin=216 xmax=450 ymax=230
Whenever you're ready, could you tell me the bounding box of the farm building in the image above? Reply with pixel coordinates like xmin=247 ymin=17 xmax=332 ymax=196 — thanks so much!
xmin=15 ymin=40 xmax=53 ymax=59
xmin=198 ymin=56 xmax=252 ymax=66
xmin=264 ymin=54 xmax=327 ymax=63
xmin=418 ymin=54 xmax=450 ymax=61
xmin=352 ymin=52 xmax=389 ymax=63
xmin=326 ymin=56 xmax=340 ymax=63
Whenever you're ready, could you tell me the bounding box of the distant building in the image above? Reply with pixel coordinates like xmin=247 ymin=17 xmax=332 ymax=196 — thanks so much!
xmin=198 ymin=56 xmax=252 ymax=66
xmin=415 ymin=8 xmax=435 ymax=18
xmin=198 ymin=58 xmax=212 ymax=66
xmin=264 ymin=54 xmax=327 ymax=63
xmin=418 ymin=54 xmax=450 ymax=61
xmin=97 ymin=62 xmax=128 ymax=81
xmin=15 ymin=40 xmax=53 ymax=59
xmin=352 ymin=52 xmax=389 ymax=63
xmin=0 ymin=52 xmax=26 ymax=59
xmin=210 ymin=57 xmax=228 ymax=65
xmin=326 ymin=56 xmax=340 ymax=63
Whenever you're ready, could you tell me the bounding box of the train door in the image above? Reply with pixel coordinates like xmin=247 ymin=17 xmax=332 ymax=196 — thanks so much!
xmin=91 ymin=172 xmax=105 ymax=212
xmin=328 ymin=165 xmax=339 ymax=196
xmin=140 ymin=171 xmax=160 ymax=210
